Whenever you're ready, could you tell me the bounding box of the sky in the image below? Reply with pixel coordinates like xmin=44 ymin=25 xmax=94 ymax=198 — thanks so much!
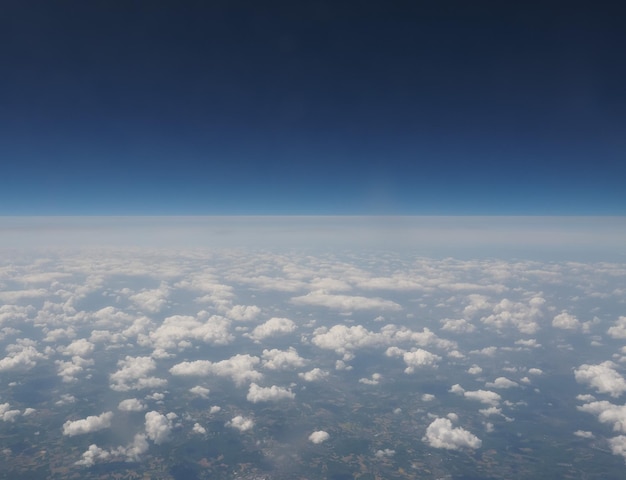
xmin=1 ymin=1 xmax=625 ymax=215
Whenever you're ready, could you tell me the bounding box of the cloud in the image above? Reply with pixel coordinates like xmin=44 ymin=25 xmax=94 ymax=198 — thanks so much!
xmin=129 ymin=283 xmax=169 ymax=313
xmin=574 ymin=430 xmax=595 ymax=439
xmin=110 ymin=356 xmax=167 ymax=391
xmin=0 ymin=403 xmax=21 ymax=422
xmin=75 ymin=444 xmax=111 ymax=466
xmin=192 ymin=423 xmax=206 ymax=434
xmin=485 ymin=377 xmax=519 ymax=389
xmin=246 ymin=317 xmax=296 ymax=342
xmin=0 ymin=341 xmax=45 ymax=372
xmin=292 ymin=291 xmax=401 ymax=311
xmin=298 ymin=368 xmax=329 ymax=382
xmin=144 ymin=314 xmax=234 ymax=352
xmin=480 ymin=296 xmax=545 ymax=334
xmin=145 ymin=411 xmax=173 ymax=445
xmin=609 ymin=436 xmax=626 ymax=460
xmin=62 ymin=412 xmax=114 ymax=436
xmin=375 ymin=448 xmax=395 ymax=458
xmin=189 ymin=386 xmax=210 ymax=398
xmin=552 ymin=311 xmax=580 ymax=330
xmin=226 ymin=305 xmax=261 ymax=321
xmin=423 ymin=417 xmax=482 ymax=450
xmin=578 ymin=401 xmax=626 ymax=434
xmin=262 ymin=347 xmax=307 ymax=370
xmin=574 ymin=361 xmax=626 ymax=398
xmin=118 ymin=398 xmax=146 ymax=412
xmin=451 ymin=385 xmax=501 ymax=407
xmin=170 ymin=354 xmax=262 ymax=386
xmin=441 ymin=318 xmax=475 ymax=334
xmin=60 ymin=338 xmax=95 ymax=357
xmin=468 ymin=365 xmax=483 ymax=375
xmin=608 ymin=316 xmax=626 ymax=339
xmin=226 ymin=415 xmax=254 ymax=432
xmin=359 ymin=373 xmax=382 ymax=385
xmin=386 ymin=347 xmax=441 ymax=373
xmin=246 ymin=383 xmax=295 ymax=403
xmin=309 ymin=430 xmax=330 ymax=444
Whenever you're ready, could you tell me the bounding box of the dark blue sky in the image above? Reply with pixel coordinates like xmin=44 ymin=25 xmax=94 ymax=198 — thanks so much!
xmin=1 ymin=1 xmax=625 ymax=214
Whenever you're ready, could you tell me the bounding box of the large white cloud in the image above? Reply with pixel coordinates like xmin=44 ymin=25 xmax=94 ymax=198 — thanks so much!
xmin=226 ymin=415 xmax=254 ymax=432
xmin=578 ymin=401 xmax=626 ymax=434
xmin=292 ymin=291 xmax=401 ymax=311
xmin=144 ymin=411 xmax=173 ymax=445
xmin=309 ymin=430 xmax=330 ymax=444
xmin=62 ymin=411 xmax=114 ymax=436
xmin=262 ymin=347 xmax=307 ymax=370
xmin=170 ymin=354 xmax=262 ymax=386
xmin=423 ymin=417 xmax=482 ymax=450
xmin=109 ymin=356 xmax=167 ymax=391
xmin=246 ymin=317 xmax=296 ymax=342
xmin=118 ymin=398 xmax=147 ymax=412
xmin=552 ymin=311 xmax=580 ymax=330
xmin=608 ymin=316 xmax=626 ymax=339
xmin=575 ymin=361 xmax=626 ymax=398
xmin=298 ymin=368 xmax=329 ymax=382
xmin=246 ymin=383 xmax=295 ymax=403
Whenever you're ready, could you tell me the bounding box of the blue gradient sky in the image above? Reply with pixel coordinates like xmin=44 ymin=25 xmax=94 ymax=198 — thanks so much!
xmin=1 ymin=1 xmax=625 ymax=215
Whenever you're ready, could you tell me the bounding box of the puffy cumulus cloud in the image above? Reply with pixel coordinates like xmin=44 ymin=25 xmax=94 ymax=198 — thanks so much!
xmin=375 ymin=448 xmax=395 ymax=458
xmin=575 ymin=362 xmax=626 ymax=398
xmin=226 ymin=305 xmax=261 ymax=322
xmin=480 ymin=296 xmax=545 ymax=334
xmin=145 ymin=411 xmax=173 ymax=445
xmin=192 ymin=423 xmax=206 ymax=434
xmin=552 ymin=311 xmax=580 ymax=330
xmin=291 ymin=291 xmax=401 ymax=312
xmin=0 ymin=403 xmax=21 ymax=422
xmin=118 ymin=433 xmax=150 ymax=462
xmin=468 ymin=365 xmax=483 ymax=375
xmin=451 ymin=386 xmax=501 ymax=407
xmin=298 ymin=368 xmax=329 ymax=382
xmin=118 ymin=398 xmax=146 ymax=412
xmin=110 ymin=356 xmax=167 ymax=392
xmin=189 ymin=386 xmax=210 ymax=399
xmin=359 ymin=373 xmax=382 ymax=385
xmin=578 ymin=401 xmax=626 ymax=434
xmin=385 ymin=347 xmax=441 ymax=373
xmin=246 ymin=317 xmax=296 ymax=342
xmin=75 ymin=444 xmax=110 ymax=467
xmin=485 ymin=377 xmax=519 ymax=389
xmin=422 ymin=394 xmax=436 ymax=402
xmin=609 ymin=436 xmax=626 ymax=460
xmin=246 ymin=383 xmax=295 ymax=403
xmin=56 ymin=356 xmax=93 ymax=383
xmin=0 ymin=340 xmax=45 ymax=372
xmin=141 ymin=314 xmax=233 ymax=353
xmin=170 ymin=354 xmax=262 ymax=386
xmin=608 ymin=316 xmax=626 ymax=339
xmin=574 ymin=430 xmax=595 ymax=439
xmin=62 ymin=411 xmax=114 ymax=436
xmin=60 ymin=338 xmax=95 ymax=357
xmin=226 ymin=415 xmax=254 ymax=432
xmin=129 ymin=283 xmax=170 ymax=313
xmin=423 ymin=417 xmax=481 ymax=450
xmin=309 ymin=430 xmax=330 ymax=444
xmin=528 ymin=368 xmax=543 ymax=376
xmin=440 ymin=318 xmax=475 ymax=334
xmin=262 ymin=347 xmax=307 ymax=371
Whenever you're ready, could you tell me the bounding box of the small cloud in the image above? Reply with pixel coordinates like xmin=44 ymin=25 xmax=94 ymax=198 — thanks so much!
xmin=226 ymin=415 xmax=254 ymax=432
xmin=309 ymin=430 xmax=330 ymax=444
xmin=62 ymin=412 xmax=113 ymax=436
xmin=423 ymin=417 xmax=481 ymax=450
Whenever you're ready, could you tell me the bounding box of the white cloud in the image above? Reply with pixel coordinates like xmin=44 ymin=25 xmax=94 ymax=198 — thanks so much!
xmin=0 ymin=403 xmax=21 ymax=422
xmin=386 ymin=347 xmax=440 ymax=373
xmin=192 ymin=423 xmax=206 ymax=434
xmin=359 ymin=373 xmax=382 ymax=385
xmin=575 ymin=361 xmax=626 ymax=398
xmin=226 ymin=415 xmax=254 ymax=432
xmin=60 ymin=338 xmax=95 ymax=357
xmin=608 ymin=316 xmax=626 ymax=339
xmin=574 ymin=430 xmax=595 ymax=439
xmin=170 ymin=354 xmax=262 ymax=386
xmin=451 ymin=386 xmax=501 ymax=407
xmin=189 ymin=386 xmax=210 ymax=398
xmin=609 ymin=435 xmax=626 ymax=460
xmin=110 ymin=356 xmax=167 ymax=392
xmin=374 ymin=448 xmax=395 ymax=458
xmin=468 ymin=365 xmax=483 ymax=375
xmin=423 ymin=417 xmax=481 ymax=450
xmin=481 ymin=296 xmax=545 ymax=334
xmin=485 ymin=377 xmax=519 ymax=389
xmin=309 ymin=430 xmax=330 ymax=444
xmin=552 ymin=311 xmax=580 ymax=330
xmin=246 ymin=317 xmax=296 ymax=342
xmin=298 ymin=368 xmax=329 ymax=382
xmin=292 ymin=291 xmax=401 ymax=311
xmin=75 ymin=444 xmax=110 ymax=466
xmin=0 ymin=341 xmax=44 ymax=372
xmin=246 ymin=383 xmax=295 ymax=403
xmin=118 ymin=398 xmax=146 ymax=412
xmin=528 ymin=368 xmax=543 ymax=376
xmin=262 ymin=347 xmax=307 ymax=370
xmin=62 ymin=412 xmax=114 ymax=436
xmin=441 ymin=318 xmax=475 ymax=334
xmin=226 ymin=305 xmax=261 ymax=321
xmin=578 ymin=401 xmax=626 ymax=434
xmin=145 ymin=411 xmax=173 ymax=445
xmin=422 ymin=393 xmax=436 ymax=402
xmin=129 ymin=283 xmax=169 ymax=313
